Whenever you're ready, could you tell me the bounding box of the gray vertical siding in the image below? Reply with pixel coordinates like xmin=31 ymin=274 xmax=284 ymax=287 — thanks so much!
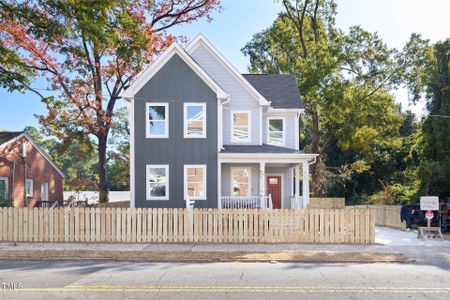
xmin=134 ymin=54 xmax=218 ymax=208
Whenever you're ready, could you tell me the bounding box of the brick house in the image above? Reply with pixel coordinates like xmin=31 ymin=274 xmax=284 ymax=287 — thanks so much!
xmin=0 ymin=132 xmax=64 ymax=207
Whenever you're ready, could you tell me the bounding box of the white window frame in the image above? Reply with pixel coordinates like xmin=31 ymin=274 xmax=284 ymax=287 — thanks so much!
xmin=231 ymin=110 xmax=251 ymax=143
xmin=0 ymin=177 xmax=8 ymax=197
xmin=146 ymin=165 xmax=169 ymax=200
xmin=40 ymin=182 xmax=49 ymax=201
xmin=184 ymin=102 xmax=207 ymax=138
xmin=25 ymin=179 xmax=33 ymax=197
xmin=267 ymin=117 xmax=286 ymax=146
xmin=231 ymin=167 xmax=252 ymax=197
xmin=184 ymin=165 xmax=207 ymax=200
xmin=146 ymin=102 xmax=169 ymax=138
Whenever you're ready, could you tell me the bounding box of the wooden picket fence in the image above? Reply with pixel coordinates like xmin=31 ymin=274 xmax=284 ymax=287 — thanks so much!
xmin=352 ymin=205 xmax=403 ymax=229
xmin=0 ymin=207 xmax=375 ymax=244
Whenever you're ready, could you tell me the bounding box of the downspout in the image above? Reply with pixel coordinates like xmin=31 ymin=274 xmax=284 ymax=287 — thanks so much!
xmin=11 ymin=160 xmax=16 ymax=205
xmin=22 ymin=142 xmax=27 ymax=207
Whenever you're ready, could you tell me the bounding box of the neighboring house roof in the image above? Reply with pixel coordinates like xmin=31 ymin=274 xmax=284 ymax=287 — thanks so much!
xmin=186 ymin=34 xmax=270 ymax=106
xmin=242 ymin=74 xmax=303 ymax=109
xmin=122 ymin=42 xmax=228 ymax=100
xmin=221 ymin=144 xmax=305 ymax=154
xmin=0 ymin=131 xmax=65 ymax=177
xmin=0 ymin=131 xmax=23 ymax=145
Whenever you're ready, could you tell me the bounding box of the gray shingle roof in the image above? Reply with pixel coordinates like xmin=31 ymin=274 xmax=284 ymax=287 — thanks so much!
xmin=221 ymin=144 xmax=304 ymax=154
xmin=0 ymin=131 xmax=23 ymax=145
xmin=242 ymin=74 xmax=303 ymax=109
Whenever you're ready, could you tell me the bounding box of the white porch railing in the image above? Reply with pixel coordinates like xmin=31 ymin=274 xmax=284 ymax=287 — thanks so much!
xmin=290 ymin=195 xmax=303 ymax=210
xmin=221 ymin=195 xmax=273 ymax=209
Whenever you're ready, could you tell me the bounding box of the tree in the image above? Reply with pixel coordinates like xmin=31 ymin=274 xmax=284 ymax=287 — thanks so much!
xmin=404 ymin=36 xmax=450 ymax=198
xmin=1 ymin=0 xmax=220 ymax=202
xmin=242 ymin=0 xmax=403 ymax=196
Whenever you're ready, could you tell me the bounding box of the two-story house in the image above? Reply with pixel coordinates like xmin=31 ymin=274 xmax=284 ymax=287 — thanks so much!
xmin=123 ymin=35 xmax=318 ymax=209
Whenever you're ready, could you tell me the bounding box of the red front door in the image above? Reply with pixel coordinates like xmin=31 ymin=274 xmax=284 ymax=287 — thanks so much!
xmin=267 ymin=176 xmax=282 ymax=209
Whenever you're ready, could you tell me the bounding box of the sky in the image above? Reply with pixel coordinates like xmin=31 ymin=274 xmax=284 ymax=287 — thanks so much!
xmin=1 ymin=0 xmax=450 ymax=131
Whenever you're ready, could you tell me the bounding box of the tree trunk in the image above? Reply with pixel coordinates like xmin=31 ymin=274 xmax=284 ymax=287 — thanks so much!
xmin=310 ymin=110 xmax=320 ymax=196
xmin=98 ymin=134 xmax=109 ymax=203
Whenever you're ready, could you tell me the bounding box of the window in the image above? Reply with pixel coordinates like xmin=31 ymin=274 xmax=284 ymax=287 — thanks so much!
xmin=0 ymin=177 xmax=8 ymax=200
xmin=184 ymin=103 xmax=206 ymax=138
xmin=25 ymin=179 xmax=33 ymax=197
xmin=146 ymin=103 xmax=168 ymax=138
xmin=231 ymin=111 xmax=250 ymax=142
xmin=231 ymin=168 xmax=251 ymax=196
xmin=41 ymin=182 xmax=49 ymax=201
xmin=268 ymin=117 xmax=285 ymax=146
xmin=184 ymin=165 xmax=206 ymax=200
xmin=146 ymin=165 xmax=169 ymax=200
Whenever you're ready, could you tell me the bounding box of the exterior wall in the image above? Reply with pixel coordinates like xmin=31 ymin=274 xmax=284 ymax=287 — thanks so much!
xmin=221 ymin=164 xmax=294 ymax=209
xmin=134 ymin=54 xmax=218 ymax=208
xmin=190 ymin=44 xmax=261 ymax=145
xmin=221 ymin=164 xmax=260 ymax=197
xmin=263 ymin=114 xmax=298 ymax=149
xmin=0 ymin=137 xmax=64 ymax=207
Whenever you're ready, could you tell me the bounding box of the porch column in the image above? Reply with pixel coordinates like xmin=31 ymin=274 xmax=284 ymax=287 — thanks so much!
xmin=218 ymin=161 xmax=222 ymax=209
xmin=302 ymin=162 xmax=310 ymax=208
xmin=294 ymin=165 xmax=300 ymax=198
xmin=259 ymin=162 xmax=266 ymax=197
xmin=259 ymin=162 xmax=267 ymax=208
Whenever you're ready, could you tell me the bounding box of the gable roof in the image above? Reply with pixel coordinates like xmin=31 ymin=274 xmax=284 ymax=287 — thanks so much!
xmin=0 ymin=131 xmax=65 ymax=177
xmin=186 ymin=34 xmax=270 ymax=106
xmin=0 ymin=131 xmax=23 ymax=145
xmin=242 ymin=74 xmax=303 ymax=109
xmin=122 ymin=42 xmax=228 ymax=100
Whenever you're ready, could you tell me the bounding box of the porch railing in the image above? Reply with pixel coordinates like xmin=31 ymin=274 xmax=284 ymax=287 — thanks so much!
xmin=221 ymin=195 xmax=273 ymax=209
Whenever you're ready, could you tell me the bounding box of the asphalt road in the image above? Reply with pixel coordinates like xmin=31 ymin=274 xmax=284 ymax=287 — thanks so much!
xmin=0 ymin=260 xmax=449 ymax=299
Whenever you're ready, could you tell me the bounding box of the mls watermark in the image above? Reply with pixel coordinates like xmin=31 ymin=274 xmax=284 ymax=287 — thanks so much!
xmin=1 ymin=283 xmax=24 ymax=290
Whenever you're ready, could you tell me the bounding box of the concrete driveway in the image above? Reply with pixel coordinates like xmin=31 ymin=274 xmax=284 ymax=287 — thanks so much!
xmin=376 ymin=226 xmax=450 ymax=269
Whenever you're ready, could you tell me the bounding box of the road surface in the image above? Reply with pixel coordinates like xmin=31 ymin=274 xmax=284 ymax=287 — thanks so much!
xmin=0 ymin=260 xmax=449 ymax=299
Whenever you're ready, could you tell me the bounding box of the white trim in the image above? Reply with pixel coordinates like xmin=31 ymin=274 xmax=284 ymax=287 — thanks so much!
xmin=217 ymin=161 xmax=222 ymax=208
xmin=0 ymin=133 xmax=65 ymax=177
xmin=184 ymin=164 xmax=207 ymax=200
xmin=295 ymin=113 xmax=300 ymax=150
xmin=259 ymin=106 xmax=263 ymax=145
xmin=230 ymin=167 xmax=252 ymax=197
xmin=267 ymin=116 xmax=286 ymax=147
xmin=265 ymin=108 xmax=304 ymax=115
xmin=230 ymin=110 xmax=251 ymax=143
xmin=130 ymin=100 xmax=136 ymax=208
xmin=146 ymin=102 xmax=169 ymax=138
xmin=25 ymin=179 xmax=33 ymax=198
xmin=219 ymin=153 xmax=318 ymax=164
xmin=186 ymin=34 xmax=269 ymax=106
xmin=123 ymin=42 xmax=227 ymax=100
xmin=183 ymin=102 xmax=207 ymax=139
xmin=0 ymin=176 xmax=8 ymax=197
xmin=266 ymin=173 xmax=284 ymax=209
xmin=146 ymin=164 xmax=169 ymax=200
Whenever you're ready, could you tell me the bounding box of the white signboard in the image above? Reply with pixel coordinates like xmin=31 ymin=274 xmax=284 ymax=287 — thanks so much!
xmin=420 ymin=196 xmax=439 ymax=211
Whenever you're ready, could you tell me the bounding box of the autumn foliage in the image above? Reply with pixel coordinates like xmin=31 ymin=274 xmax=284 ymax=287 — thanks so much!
xmin=0 ymin=0 xmax=221 ymax=202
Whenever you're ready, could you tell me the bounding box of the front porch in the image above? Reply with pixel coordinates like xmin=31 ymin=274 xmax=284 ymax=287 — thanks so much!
xmin=218 ymin=145 xmax=318 ymax=209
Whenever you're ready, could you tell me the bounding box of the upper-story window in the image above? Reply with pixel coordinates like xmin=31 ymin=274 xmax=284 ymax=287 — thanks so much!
xmin=267 ymin=117 xmax=285 ymax=146
xmin=184 ymin=103 xmax=206 ymax=138
xmin=146 ymin=103 xmax=168 ymax=138
xmin=231 ymin=111 xmax=251 ymax=142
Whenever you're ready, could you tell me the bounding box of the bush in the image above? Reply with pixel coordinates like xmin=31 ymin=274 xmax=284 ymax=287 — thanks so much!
xmin=0 ymin=190 xmax=13 ymax=207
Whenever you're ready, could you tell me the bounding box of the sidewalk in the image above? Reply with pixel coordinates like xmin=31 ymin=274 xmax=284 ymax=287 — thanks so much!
xmin=0 ymin=227 xmax=448 ymax=264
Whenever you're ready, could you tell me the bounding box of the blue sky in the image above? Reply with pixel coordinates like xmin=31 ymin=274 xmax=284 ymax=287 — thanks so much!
xmin=1 ymin=0 xmax=450 ymax=131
